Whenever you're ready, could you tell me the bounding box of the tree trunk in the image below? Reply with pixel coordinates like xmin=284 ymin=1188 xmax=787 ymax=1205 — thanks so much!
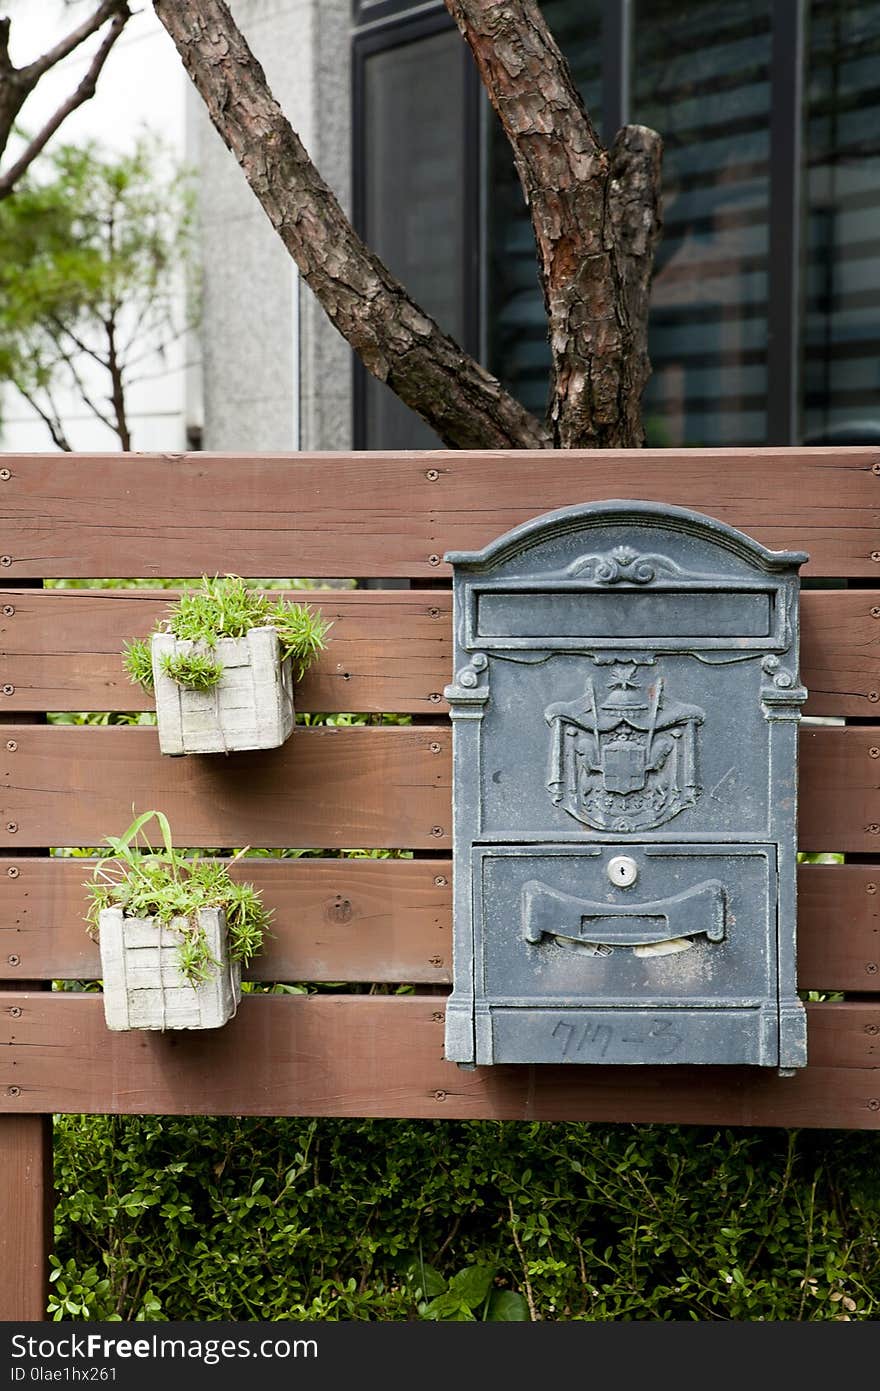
xmin=153 ymin=0 xmax=662 ymax=449
xmin=447 ymin=0 xmax=662 ymax=448
xmin=153 ymin=0 xmax=548 ymax=451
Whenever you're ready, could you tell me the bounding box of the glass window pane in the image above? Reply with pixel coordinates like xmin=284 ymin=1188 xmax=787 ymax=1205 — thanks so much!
xmin=363 ymin=28 xmax=466 ymax=448
xmin=803 ymin=0 xmax=880 ymax=444
xmin=634 ymin=0 xmax=772 ymax=446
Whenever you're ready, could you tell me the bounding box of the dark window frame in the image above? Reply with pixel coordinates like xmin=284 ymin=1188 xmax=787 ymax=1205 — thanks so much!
xmin=351 ymin=0 xmax=812 ymax=448
xmin=351 ymin=3 xmax=482 ymax=448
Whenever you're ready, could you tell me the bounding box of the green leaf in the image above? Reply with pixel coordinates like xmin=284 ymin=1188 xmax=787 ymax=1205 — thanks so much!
xmin=448 ymin=1264 xmax=496 ymax=1309
xmin=488 ymin=1290 xmax=530 ymax=1321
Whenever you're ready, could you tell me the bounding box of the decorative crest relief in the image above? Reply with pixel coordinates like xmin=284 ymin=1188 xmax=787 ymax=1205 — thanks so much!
xmin=545 ymin=662 xmax=704 ymax=832
xmin=565 ymin=547 xmax=682 ymax=585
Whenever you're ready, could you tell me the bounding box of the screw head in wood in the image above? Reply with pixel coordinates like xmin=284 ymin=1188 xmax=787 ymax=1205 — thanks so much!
xmin=6 ymin=740 xmax=16 ymax=751
xmin=2 ymin=685 xmax=13 ymax=696
xmin=425 ymin=469 xmax=440 ymax=481
xmin=433 ymin=1090 xmax=447 ymax=1101
xmin=6 ymin=1085 xmax=20 ymax=1097
xmin=428 ymin=692 xmax=442 ymax=703
xmin=867 ymin=883 xmax=877 ymax=895
xmin=1 ymin=605 xmax=13 ymax=616
xmin=7 ymin=954 xmax=19 ymax=966
xmin=434 ymin=875 xmax=447 ymax=887
xmin=6 ymin=866 xmax=19 ymax=878
xmin=9 ymin=1006 xmax=21 ymax=1018
xmin=431 ymin=826 xmax=444 ymax=837
xmin=429 ymin=607 xmax=440 ymax=618
xmin=872 ymin=552 xmax=880 ymax=563
xmin=869 ymin=1098 xmax=880 ymax=1111
xmin=0 ymin=557 xmax=10 ymax=567
xmin=872 ymin=607 xmax=880 ymax=619
xmin=429 ymin=741 xmax=441 ymax=753
xmin=428 ymin=554 xmax=440 ymax=566
xmin=866 ymin=962 xmax=879 ymax=974
xmin=870 ymin=692 xmax=880 ymax=702
xmin=0 ymin=468 xmax=10 ymax=480
xmin=6 ymin=822 xmax=17 ymax=833
xmin=871 ymin=748 xmax=880 ymax=758
xmin=873 ymin=462 xmax=880 ymax=475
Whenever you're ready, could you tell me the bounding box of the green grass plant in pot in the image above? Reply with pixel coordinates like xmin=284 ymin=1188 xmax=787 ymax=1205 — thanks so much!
xmin=122 ymin=574 xmax=331 ymax=755
xmin=85 ymin=810 xmax=271 ymax=1032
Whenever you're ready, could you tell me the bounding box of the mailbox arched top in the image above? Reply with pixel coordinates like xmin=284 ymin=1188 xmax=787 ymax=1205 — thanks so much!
xmin=444 ymin=499 xmax=809 ymax=574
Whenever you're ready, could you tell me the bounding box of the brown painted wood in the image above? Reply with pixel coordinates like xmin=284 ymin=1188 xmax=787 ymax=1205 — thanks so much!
xmin=2 ymin=587 xmax=876 ymax=719
xmin=797 ymin=864 xmax=880 ymax=991
xmin=0 ymin=856 xmax=452 ymax=984
xmin=0 ymin=588 xmax=453 ymax=715
xmin=1 ymin=993 xmax=878 ymax=1128
xmin=1 ymin=449 xmax=877 ymax=578
xmin=0 ymin=724 xmax=452 ymax=850
xmin=0 ymin=610 xmax=51 ymax=1321
xmin=804 ymin=1001 xmax=880 ymax=1067
xmin=799 ymin=590 xmax=880 ymax=717
xmin=0 ymin=1115 xmax=52 ymax=1320
xmin=2 ymin=856 xmax=876 ymax=993
xmin=797 ymin=725 xmax=880 ymax=853
xmin=0 ymin=722 xmax=875 ymax=851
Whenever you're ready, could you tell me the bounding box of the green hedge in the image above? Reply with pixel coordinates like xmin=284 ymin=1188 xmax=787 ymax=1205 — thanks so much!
xmin=50 ymin=1116 xmax=880 ymax=1321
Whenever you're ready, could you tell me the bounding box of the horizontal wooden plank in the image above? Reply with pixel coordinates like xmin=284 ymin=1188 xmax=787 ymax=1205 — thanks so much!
xmin=799 ymin=590 xmax=880 ymax=717
xmin=0 ymin=725 xmax=451 ymax=850
xmin=1 ymin=449 xmax=878 ymax=578
xmin=0 ymin=856 xmax=452 ymax=984
xmin=796 ymin=864 xmax=880 ymax=991
xmin=1 ymin=994 xmax=878 ymax=1127
xmin=0 ymin=723 xmax=875 ymax=851
xmin=0 ymin=588 xmax=452 ymax=715
xmin=797 ymin=726 xmax=880 ymax=853
xmin=0 ymin=857 xmax=875 ymax=992
xmin=2 ymin=587 xmax=876 ymax=719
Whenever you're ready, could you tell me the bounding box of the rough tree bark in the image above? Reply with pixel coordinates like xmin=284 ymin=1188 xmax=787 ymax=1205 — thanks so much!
xmin=153 ymin=0 xmax=662 ymax=450
xmin=0 ymin=2 xmax=131 ymax=200
xmin=448 ymin=1 xmax=662 ymax=448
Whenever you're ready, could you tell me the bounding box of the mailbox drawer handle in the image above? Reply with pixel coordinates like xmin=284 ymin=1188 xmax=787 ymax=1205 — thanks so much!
xmin=522 ymin=878 xmax=726 ymax=952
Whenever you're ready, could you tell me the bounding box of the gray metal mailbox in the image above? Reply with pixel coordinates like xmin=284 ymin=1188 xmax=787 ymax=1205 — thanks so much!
xmin=443 ymin=500 xmax=808 ymax=1073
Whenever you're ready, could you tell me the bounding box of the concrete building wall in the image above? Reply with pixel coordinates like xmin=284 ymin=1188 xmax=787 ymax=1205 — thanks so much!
xmin=194 ymin=0 xmax=352 ymax=453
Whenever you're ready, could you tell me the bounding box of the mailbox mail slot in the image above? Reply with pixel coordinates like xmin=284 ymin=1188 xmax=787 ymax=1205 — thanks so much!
xmin=443 ymin=501 xmax=808 ymax=1072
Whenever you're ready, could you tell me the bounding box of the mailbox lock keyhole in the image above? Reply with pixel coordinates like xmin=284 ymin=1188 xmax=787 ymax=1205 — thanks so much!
xmin=607 ymin=856 xmax=638 ymax=889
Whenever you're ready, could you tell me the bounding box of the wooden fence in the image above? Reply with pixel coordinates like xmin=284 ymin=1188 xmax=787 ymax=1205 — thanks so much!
xmin=1 ymin=447 xmax=879 ymax=1318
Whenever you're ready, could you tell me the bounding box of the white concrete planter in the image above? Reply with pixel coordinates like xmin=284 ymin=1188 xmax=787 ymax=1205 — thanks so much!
xmin=98 ymin=906 xmax=241 ymax=1032
xmin=151 ymin=627 xmax=294 ymax=755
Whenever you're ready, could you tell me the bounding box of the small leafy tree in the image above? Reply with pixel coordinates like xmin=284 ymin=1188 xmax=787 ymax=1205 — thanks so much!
xmin=0 ymin=134 xmax=197 ymax=450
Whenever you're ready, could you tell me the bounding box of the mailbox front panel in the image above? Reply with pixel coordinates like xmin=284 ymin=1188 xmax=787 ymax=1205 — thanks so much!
xmin=444 ymin=501 xmax=808 ymax=1072
xmin=474 ymin=844 xmax=777 ymax=1065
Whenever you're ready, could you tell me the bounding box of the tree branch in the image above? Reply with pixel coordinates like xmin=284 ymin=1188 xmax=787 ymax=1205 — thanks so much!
xmin=46 ymin=331 xmax=118 ymax=437
xmin=152 ymin=0 xmax=549 ymax=450
xmin=17 ymin=386 xmax=74 ymax=452
xmin=0 ymin=7 xmax=129 ymax=200
xmin=445 ymin=0 xmax=662 ymax=448
xmin=0 ymin=2 xmax=130 ymax=196
xmin=47 ymin=316 xmax=109 ymax=371
xmin=19 ymin=0 xmax=128 ymax=86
